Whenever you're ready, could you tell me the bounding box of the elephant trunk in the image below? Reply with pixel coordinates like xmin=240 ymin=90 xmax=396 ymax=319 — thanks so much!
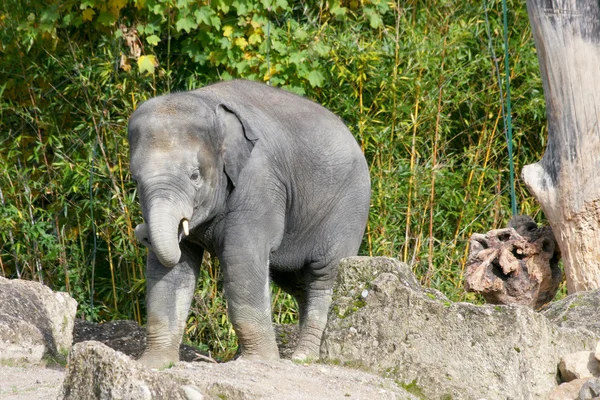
xmin=146 ymin=204 xmax=190 ymax=268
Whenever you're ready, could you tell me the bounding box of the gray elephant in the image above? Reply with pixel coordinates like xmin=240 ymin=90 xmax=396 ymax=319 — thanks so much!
xmin=128 ymin=80 xmax=371 ymax=368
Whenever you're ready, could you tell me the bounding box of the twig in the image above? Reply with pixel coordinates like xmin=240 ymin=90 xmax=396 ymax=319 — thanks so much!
xmin=193 ymin=352 xmax=218 ymax=364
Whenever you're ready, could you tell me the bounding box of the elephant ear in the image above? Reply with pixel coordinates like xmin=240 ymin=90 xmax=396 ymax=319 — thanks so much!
xmin=215 ymin=104 xmax=259 ymax=187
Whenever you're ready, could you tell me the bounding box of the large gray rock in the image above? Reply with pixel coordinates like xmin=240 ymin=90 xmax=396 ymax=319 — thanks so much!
xmin=321 ymin=257 xmax=600 ymax=400
xmin=543 ymin=289 xmax=600 ymax=336
xmin=0 ymin=277 xmax=77 ymax=365
xmin=60 ymin=341 xmax=417 ymax=399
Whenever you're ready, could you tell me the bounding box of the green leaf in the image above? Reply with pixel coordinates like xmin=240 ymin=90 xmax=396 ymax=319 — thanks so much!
xmin=330 ymin=2 xmax=346 ymax=19
xmin=177 ymin=0 xmax=193 ymax=8
xmin=306 ymin=70 xmax=324 ymax=87
xmin=210 ymin=16 xmax=222 ymax=30
xmin=195 ymin=7 xmax=210 ymax=25
xmin=232 ymin=0 xmax=249 ymax=15
xmin=176 ymin=16 xmax=198 ymax=33
xmin=217 ymin=0 xmax=231 ymax=13
xmin=146 ymin=35 xmax=161 ymax=46
xmin=80 ymin=0 xmax=95 ymax=9
xmin=289 ymin=50 xmax=307 ymax=66
xmin=294 ymin=28 xmax=308 ymax=41
xmin=275 ymin=0 xmax=289 ymax=11
xmin=97 ymin=11 xmax=116 ymax=26
xmin=40 ymin=6 xmax=60 ymax=26
xmin=364 ymin=8 xmax=383 ymax=29
xmin=310 ymin=41 xmax=331 ymax=57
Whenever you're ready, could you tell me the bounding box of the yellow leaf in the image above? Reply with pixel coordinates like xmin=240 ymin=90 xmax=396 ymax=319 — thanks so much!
xmin=248 ymin=32 xmax=262 ymax=45
xmin=223 ymin=25 xmax=233 ymax=38
xmin=135 ymin=0 xmax=146 ymax=10
xmin=82 ymin=8 xmax=95 ymax=22
xmin=108 ymin=0 xmax=127 ymax=17
xmin=250 ymin=20 xmax=261 ymax=30
xmin=137 ymin=54 xmax=158 ymax=75
xmin=235 ymin=37 xmax=248 ymax=50
xmin=110 ymin=0 xmax=128 ymax=9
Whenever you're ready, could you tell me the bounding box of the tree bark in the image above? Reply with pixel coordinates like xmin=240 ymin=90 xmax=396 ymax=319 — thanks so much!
xmin=522 ymin=0 xmax=600 ymax=293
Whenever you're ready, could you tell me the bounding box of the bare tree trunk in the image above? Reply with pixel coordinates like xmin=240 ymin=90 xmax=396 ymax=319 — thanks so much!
xmin=522 ymin=0 xmax=600 ymax=293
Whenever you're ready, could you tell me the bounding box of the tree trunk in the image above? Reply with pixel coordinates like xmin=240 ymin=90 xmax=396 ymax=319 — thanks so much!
xmin=522 ymin=0 xmax=600 ymax=293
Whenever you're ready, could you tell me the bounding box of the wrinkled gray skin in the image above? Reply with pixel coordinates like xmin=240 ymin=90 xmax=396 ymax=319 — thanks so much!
xmin=128 ymin=80 xmax=371 ymax=368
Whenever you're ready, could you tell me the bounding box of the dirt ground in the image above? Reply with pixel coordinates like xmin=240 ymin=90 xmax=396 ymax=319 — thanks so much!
xmin=0 ymin=321 xmax=414 ymax=400
xmin=0 ymin=364 xmax=65 ymax=400
xmin=1 ymin=360 xmax=415 ymax=400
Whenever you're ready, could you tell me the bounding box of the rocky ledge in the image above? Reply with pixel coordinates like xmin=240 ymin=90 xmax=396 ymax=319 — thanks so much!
xmin=4 ymin=257 xmax=600 ymax=400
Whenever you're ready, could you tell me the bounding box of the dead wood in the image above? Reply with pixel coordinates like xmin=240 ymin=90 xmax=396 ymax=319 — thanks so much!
xmin=465 ymin=215 xmax=562 ymax=309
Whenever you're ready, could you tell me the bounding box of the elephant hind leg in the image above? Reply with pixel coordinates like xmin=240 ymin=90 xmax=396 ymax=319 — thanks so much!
xmin=271 ymin=264 xmax=335 ymax=362
xmin=292 ymin=287 xmax=332 ymax=362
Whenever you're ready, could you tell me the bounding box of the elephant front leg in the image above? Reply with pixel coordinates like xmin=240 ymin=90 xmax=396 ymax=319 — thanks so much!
xmin=221 ymin=249 xmax=279 ymax=360
xmin=139 ymin=244 xmax=202 ymax=369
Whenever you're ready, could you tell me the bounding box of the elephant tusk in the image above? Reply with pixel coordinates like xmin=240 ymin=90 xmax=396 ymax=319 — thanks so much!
xmin=182 ymin=219 xmax=189 ymax=236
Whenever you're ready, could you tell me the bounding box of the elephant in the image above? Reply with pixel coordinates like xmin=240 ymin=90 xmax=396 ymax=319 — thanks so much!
xmin=128 ymin=79 xmax=371 ymax=368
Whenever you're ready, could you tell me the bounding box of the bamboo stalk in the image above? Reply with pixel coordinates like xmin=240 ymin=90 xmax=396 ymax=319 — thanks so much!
xmin=458 ymin=108 xmax=503 ymax=276
xmin=106 ymin=235 xmax=119 ymax=313
xmin=451 ymin=125 xmax=485 ymax=246
xmin=404 ymin=84 xmax=421 ymax=263
xmin=55 ymin=216 xmax=70 ymax=293
xmin=426 ymin=37 xmax=447 ymax=286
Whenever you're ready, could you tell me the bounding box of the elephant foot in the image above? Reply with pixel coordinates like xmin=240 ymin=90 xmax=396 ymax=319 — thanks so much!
xmin=233 ymin=320 xmax=280 ymax=361
xmin=291 ymin=351 xmax=318 ymax=363
xmin=291 ymin=342 xmax=320 ymax=363
xmin=236 ymin=344 xmax=280 ymax=361
xmin=137 ymin=349 xmax=179 ymax=369
xmin=291 ymin=320 xmax=325 ymax=363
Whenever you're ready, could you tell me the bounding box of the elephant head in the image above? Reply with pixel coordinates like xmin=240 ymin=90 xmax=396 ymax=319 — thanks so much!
xmin=128 ymin=93 xmax=257 ymax=267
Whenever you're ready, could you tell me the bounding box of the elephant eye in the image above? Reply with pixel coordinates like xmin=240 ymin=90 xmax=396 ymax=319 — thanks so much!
xmin=190 ymin=170 xmax=201 ymax=182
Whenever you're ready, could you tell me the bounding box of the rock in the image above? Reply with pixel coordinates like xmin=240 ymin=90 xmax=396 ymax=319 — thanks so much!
xmin=548 ymin=379 xmax=589 ymax=400
xmin=543 ymin=290 xmax=600 ymax=337
xmin=322 ymin=256 xmax=599 ymax=400
xmin=580 ymin=378 xmax=600 ymax=400
xmin=0 ymin=277 xmax=77 ymax=365
xmin=464 ymin=219 xmax=562 ymax=309
xmin=559 ymin=351 xmax=600 ymax=382
xmin=59 ymin=341 xmax=418 ymax=400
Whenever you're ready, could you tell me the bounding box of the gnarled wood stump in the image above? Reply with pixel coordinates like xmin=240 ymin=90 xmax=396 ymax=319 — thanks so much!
xmin=464 ymin=216 xmax=562 ymax=309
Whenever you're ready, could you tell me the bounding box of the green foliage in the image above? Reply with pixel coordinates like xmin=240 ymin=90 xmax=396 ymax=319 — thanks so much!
xmin=0 ymin=0 xmax=548 ymax=358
